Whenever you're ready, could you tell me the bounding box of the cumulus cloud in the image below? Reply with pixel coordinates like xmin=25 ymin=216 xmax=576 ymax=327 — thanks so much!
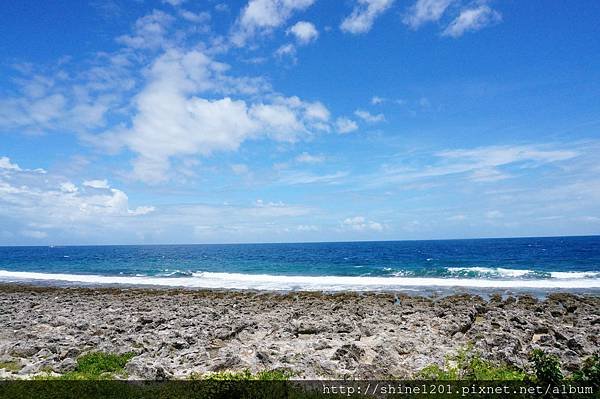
xmin=354 ymin=109 xmax=385 ymax=123
xmin=231 ymin=0 xmax=316 ymax=45
xmin=0 ymin=157 xmax=22 ymax=171
xmin=0 ymin=156 xmax=326 ymax=243
xmin=340 ymin=0 xmax=394 ymax=34
xmin=60 ymin=182 xmax=78 ymax=193
xmin=0 ymin=157 xmax=155 ymax=242
xmin=442 ymin=5 xmax=501 ymax=37
xmin=0 ymin=167 xmax=323 ymax=243
xmin=403 ymin=0 xmax=454 ymax=29
xmin=98 ymin=49 xmax=331 ymax=183
xmin=341 ymin=216 xmax=384 ymax=231
xmin=1 ymin=8 xmax=338 ymax=186
xmin=287 ymin=21 xmax=319 ymax=44
xmin=335 ymin=117 xmax=358 ymax=134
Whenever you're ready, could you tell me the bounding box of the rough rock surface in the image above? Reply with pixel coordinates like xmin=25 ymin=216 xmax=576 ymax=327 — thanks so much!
xmin=0 ymin=285 xmax=598 ymax=379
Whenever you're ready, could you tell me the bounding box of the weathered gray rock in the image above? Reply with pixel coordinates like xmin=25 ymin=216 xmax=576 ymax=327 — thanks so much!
xmin=125 ymin=358 xmax=171 ymax=380
xmin=0 ymin=285 xmax=598 ymax=380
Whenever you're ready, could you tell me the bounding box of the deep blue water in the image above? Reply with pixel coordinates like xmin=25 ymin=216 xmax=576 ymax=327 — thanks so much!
xmin=0 ymin=236 xmax=599 ymax=291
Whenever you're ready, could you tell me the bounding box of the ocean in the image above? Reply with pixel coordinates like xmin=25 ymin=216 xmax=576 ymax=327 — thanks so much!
xmin=0 ymin=236 xmax=599 ymax=293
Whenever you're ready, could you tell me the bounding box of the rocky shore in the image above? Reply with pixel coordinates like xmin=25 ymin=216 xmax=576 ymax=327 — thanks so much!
xmin=0 ymin=284 xmax=598 ymax=379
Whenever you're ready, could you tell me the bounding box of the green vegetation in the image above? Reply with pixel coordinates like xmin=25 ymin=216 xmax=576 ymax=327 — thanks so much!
xmin=528 ymin=348 xmax=563 ymax=384
xmin=418 ymin=344 xmax=526 ymax=380
xmin=190 ymin=369 xmax=292 ymax=381
xmin=418 ymin=344 xmax=599 ymax=388
xmin=34 ymin=352 xmax=135 ymax=380
xmin=0 ymin=361 xmax=21 ymax=373
xmin=571 ymin=354 xmax=600 ymax=387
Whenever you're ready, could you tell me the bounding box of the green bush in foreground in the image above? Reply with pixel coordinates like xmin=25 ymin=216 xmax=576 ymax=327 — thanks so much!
xmin=418 ymin=344 xmax=600 ymax=387
xmin=528 ymin=349 xmax=563 ymax=384
xmin=34 ymin=352 xmax=135 ymax=380
xmin=417 ymin=344 xmax=526 ymax=381
xmin=571 ymin=354 xmax=600 ymax=386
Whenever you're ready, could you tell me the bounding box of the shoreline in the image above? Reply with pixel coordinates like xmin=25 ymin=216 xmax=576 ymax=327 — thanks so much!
xmin=1 ymin=283 xmax=599 ymax=380
xmin=2 ymin=269 xmax=600 ymax=294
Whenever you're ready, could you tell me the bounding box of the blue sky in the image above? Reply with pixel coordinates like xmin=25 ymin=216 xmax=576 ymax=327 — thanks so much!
xmin=1 ymin=0 xmax=600 ymax=245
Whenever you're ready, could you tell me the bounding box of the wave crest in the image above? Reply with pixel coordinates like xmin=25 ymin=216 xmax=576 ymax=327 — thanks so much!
xmin=1 ymin=269 xmax=599 ymax=291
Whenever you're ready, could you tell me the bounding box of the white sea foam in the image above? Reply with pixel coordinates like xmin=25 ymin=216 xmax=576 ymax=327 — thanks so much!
xmin=550 ymin=271 xmax=600 ymax=279
xmin=447 ymin=267 xmax=532 ymax=278
xmin=0 ymin=270 xmax=599 ymax=291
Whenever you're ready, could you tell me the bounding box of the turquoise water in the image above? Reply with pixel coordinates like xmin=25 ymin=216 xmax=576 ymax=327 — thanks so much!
xmin=0 ymin=236 xmax=599 ymax=291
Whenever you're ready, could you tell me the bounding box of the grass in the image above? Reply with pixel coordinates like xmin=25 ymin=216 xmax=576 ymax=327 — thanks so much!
xmin=33 ymin=352 xmax=135 ymax=380
xmin=418 ymin=344 xmax=527 ymax=381
xmin=0 ymin=361 xmax=21 ymax=373
xmin=190 ymin=369 xmax=292 ymax=381
xmin=418 ymin=344 xmax=600 ymax=386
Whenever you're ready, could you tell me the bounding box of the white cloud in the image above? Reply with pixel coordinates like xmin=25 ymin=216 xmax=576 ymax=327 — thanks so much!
xmin=0 ymin=156 xmax=46 ymax=174
xmin=442 ymin=5 xmax=501 ymax=38
xmin=278 ymin=171 xmax=347 ymax=185
xmin=215 ymin=3 xmax=229 ymax=12
xmin=0 ymin=156 xmax=326 ymax=243
xmin=0 ymin=159 xmax=155 ymax=242
xmin=354 ymin=109 xmax=385 ymax=123
xmin=0 ymin=49 xmax=135 ymax=135
xmin=98 ymin=49 xmax=331 ymax=183
xmin=370 ymin=144 xmax=579 ymax=187
xmin=470 ymin=168 xmax=509 ymax=182
xmin=83 ymin=179 xmax=110 ymax=189
xmin=341 ymin=216 xmax=384 ymax=231
xmin=295 ymin=152 xmax=324 ymax=164
xmin=60 ymin=182 xmax=78 ymax=193
xmin=437 ymin=145 xmax=576 ymax=166
xmin=340 ymin=0 xmax=394 ymax=34
xmin=371 ymin=96 xmax=385 ymax=105
xmin=335 ymin=117 xmax=358 ymax=134
xmin=287 ymin=21 xmax=319 ymax=44
xmin=179 ymin=10 xmax=211 ymax=23
xmin=232 ymin=0 xmax=316 ymax=46
xmin=304 ymin=101 xmax=330 ymax=121
xmin=0 ymin=156 xmax=22 ymax=171
xmin=275 ymin=43 xmax=297 ymax=59
xmin=128 ymin=206 xmax=156 ymax=216
xmin=0 ymin=93 xmax=66 ymax=132
xmin=297 ymin=224 xmax=319 ymax=231
xmin=116 ymin=10 xmax=175 ymax=50
xmin=403 ymin=0 xmax=454 ymax=29
xmin=163 ymin=0 xmax=185 ymax=5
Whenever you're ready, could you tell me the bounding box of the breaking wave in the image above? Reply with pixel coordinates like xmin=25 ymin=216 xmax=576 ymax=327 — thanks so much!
xmin=0 ymin=269 xmax=599 ymax=291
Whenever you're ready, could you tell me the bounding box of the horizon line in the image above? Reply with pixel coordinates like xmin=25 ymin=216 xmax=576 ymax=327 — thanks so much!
xmin=1 ymin=233 xmax=598 ymax=248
